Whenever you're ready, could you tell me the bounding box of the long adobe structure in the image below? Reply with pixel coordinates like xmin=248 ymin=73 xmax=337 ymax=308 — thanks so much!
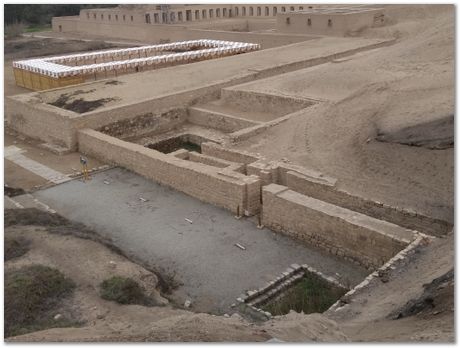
xmin=13 ymin=40 xmax=260 ymax=90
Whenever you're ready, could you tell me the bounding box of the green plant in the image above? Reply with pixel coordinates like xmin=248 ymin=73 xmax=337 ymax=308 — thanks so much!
xmin=5 ymin=22 xmax=25 ymax=39
xmin=4 ymin=236 xmax=30 ymax=261
xmin=24 ymin=24 xmax=52 ymax=33
xmin=100 ymin=276 xmax=153 ymax=305
xmin=262 ymin=273 xmax=347 ymax=315
xmin=5 ymin=265 xmax=76 ymax=337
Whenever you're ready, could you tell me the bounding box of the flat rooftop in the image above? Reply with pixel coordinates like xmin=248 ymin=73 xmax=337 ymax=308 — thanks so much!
xmin=294 ymin=7 xmax=383 ymax=15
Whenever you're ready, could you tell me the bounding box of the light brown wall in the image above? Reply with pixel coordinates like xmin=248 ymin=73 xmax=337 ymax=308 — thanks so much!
xmin=276 ymin=10 xmax=384 ymax=36
xmin=188 ymin=107 xmax=259 ymax=133
xmin=5 ymin=94 xmax=76 ymax=148
xmin=78 ymin=129 xmax=261 ymax=215
xmin=220 ymin=88 xmax=314 ymax=115
xmin=262 ymin=184 xmax=413 ymax=270
xmin=284 ymin=170 xmax=452 ymax=236
xmin=51 ymin=16 xmax=314 ymax=49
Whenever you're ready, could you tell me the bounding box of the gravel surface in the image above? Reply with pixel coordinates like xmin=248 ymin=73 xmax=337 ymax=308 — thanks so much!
xmin=35 ymin=167 xmax=368 ymax=314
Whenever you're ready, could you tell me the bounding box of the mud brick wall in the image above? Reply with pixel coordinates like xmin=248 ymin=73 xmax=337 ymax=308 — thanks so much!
xmin=262 ymin=184 xmax=414 ymax=270
xmin=284 ymin=170 xmax=452 ymax=236
xmin=220 ymin=88 xmax=314 ymax=115
xmin=98 ymin=108 xmax=188 ymax=139
xmin=201 ymin=142 xmax=260 ymax=166
xmin=78 ymin=129 xmax=261 ymax=215
xmin=188 ymin=152 xmax=236 ymax=169
xmin=188 ymin=107 xmax=259 ymax=133
xmin=5 ymin=95 xmax=76 ymax=149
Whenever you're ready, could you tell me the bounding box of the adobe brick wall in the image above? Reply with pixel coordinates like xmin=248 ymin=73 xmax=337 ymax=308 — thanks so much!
xmin=220 ymin=88 xmax=314 ymax=116
xmin=78 ymin=129 xmax=261 ymax=215
xmin=284 ymin=170 xmax=452 ymax=236
xmin=51 ymin=16 xmax=314 ymax=49
xmin=262 ymin=184 xmax=414 ymax=270
xmin=5 ymin=94 xmax=77 ymax=149
xmin=201 ymin=142 xmax=261 ymax=166
xmin=97 ymin=108 xmax=188 ymax=140
xmin=188 ymin=107 xmax=260 ymax=133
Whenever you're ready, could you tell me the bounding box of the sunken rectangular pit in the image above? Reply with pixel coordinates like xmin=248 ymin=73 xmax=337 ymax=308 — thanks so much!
xmin=238 ymin=264 xmax=348 ymax=320
xmin=146 ymin=134 xmax=215 ymax=154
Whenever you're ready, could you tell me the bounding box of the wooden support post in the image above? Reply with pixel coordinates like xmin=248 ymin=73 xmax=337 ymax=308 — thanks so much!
xmin=235 ymin=205 xmax=242 ymax=219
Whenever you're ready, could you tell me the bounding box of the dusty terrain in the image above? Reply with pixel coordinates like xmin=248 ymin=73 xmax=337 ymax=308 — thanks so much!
xmin=230 ymin=4 xmax=454 ymax=223
xmin=3 ymin=4 xmax=455 ymax=343
xmin=4 ymin=208 xmax=347 ymax=343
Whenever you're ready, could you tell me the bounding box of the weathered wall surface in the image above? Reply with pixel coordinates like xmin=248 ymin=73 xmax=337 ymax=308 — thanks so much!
xmin=201 ymin=142 xmax=260 ymax=166
xmin=220 ymin=88 xmax=314 ymax=115
xmin=97 ymin=108 xmax=188 ymax=140
xmin=188 ymin=107 xmax=259 ymax=133
xmin=78 ymin=129 xmax=261 ymax=215
xmin=284 ymin=170 xmax=452 ymax=236
xmin=262 ymin=184 xmax=413 ymax=269
xmin=51 ymin=16 xmax=78 ymax=32
xmin=276 ymin=10 xmax=384 ymax=36
xmin=5 ymin=94 xmax=76 ymax=149
xmin=51 ymin=16 xmax=314 ymax=49
xmin=7 ymin=80 xmax=224 ymax=151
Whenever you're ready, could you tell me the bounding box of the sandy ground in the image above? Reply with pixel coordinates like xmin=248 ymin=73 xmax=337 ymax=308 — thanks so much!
xmin=229 ymin=4 xmax=454 ymax=223
xmin=329 ymin=233 xmax=454 ymax=342
xmin=32 ymin=167 xmax=368 ymax=314
xmin=5 ymin=212 xmax=348 ymax=343
xmin=3 ymin=4 xmax=455 ymax=342
xmin=5 ymin=202 xmax=454 ymax=342
xmin=34 ymin=36 xmax=390 ymax=109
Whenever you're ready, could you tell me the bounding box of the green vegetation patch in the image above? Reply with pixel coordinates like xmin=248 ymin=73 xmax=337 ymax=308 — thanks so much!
xmin=5 ymin=236 xmax=30 ymax=261
xmin=5 ymin=265 xmax=77 ymax=337
xmin=100 ymin=276 xmax=155 ymax=306
xmin=262 ymin=273 xmax=347 ymax=315
xmin=24 ymin=25 xmax=52 ymax=33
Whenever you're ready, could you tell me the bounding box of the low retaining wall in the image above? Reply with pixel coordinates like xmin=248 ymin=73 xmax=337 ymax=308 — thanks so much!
xmin=220 ymin=88 xmax=314 ymax=115
xmin=201 ymin=142 xmax=261 ymax=166
xmin=262 ymin=184 xmax=414 ymax=270
xmin=197 ymin=143 xmax=451 ymax=236
xmin=188 ymin=106 xmax=260 ymax=132
xmin=98 ymin=108 xmax=188 ymax=140
xmin=284 ymin=170 xmax=452 ymax=236
xmin=5 ymin=94 xmax=76 ymax=149
xmin=326 ymin=232 xmax=431 ymax=314
xmin=78 ymin=129 xmax=261 ymax=215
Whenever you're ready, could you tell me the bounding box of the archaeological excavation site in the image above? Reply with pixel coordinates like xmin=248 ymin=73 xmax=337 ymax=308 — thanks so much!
xmin=3 ymin=3 xmax=455 ymax=343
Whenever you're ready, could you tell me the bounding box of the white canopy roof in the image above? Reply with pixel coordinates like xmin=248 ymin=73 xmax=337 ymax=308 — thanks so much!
xmin=13 ymin=39 xmax=260 ymax=78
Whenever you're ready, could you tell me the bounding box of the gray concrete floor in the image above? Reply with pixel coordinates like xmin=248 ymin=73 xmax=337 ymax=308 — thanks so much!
xmin=35 ymin=167 xmax=369 ymax=314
